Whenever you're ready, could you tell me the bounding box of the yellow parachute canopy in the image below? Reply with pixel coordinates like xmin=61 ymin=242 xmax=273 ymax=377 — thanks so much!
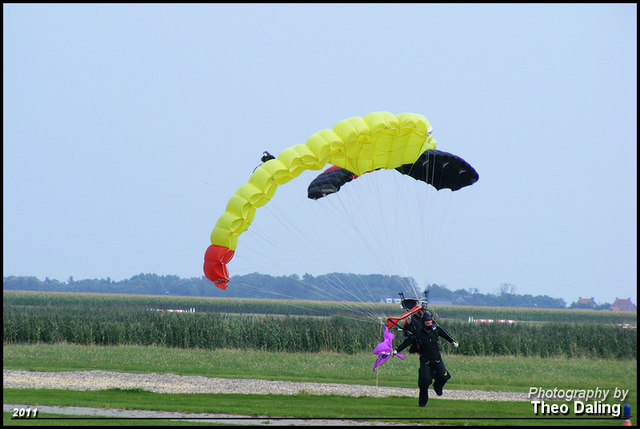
xmin=204 ymin=112 xmax=436 ymax=288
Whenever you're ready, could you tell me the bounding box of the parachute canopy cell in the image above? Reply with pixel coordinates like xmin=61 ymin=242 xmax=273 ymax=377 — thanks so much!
xmin=204 ymin=112 xmax=436 ymax=288
xmin=307 ymin=149 xmax=479 ymax=200
xmin=307 ymin=165 xmax=359 ymax=200
xmin=396 ymin=149 xmax=479 ymax=191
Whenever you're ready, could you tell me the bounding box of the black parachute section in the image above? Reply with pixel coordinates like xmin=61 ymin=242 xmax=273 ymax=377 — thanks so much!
xmin=396 ymin=149 xmax=479 ymax=191
xmin=307 ymin=166 xmax=358 ymax=200
xmin=307 ymin=149 xmax=478 ymax=200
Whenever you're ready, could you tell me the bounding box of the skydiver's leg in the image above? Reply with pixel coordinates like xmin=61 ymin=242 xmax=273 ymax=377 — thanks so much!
xmin=418 ymin=358 xmax=433 ymax=407
xmin=432 ymin=360 xmax=452 ymax=396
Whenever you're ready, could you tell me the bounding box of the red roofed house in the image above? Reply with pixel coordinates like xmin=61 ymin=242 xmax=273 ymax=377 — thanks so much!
xmin=608 ymin=298 xmax=637 ymax=312
xmin=574 ymin=297 xmax=597 ymax=309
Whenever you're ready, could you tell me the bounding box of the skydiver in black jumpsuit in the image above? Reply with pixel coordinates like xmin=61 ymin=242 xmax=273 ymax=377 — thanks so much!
xmin=254 ymin=151 xmax=276 ymax=172
xmin=393 ymin=311 xmax=458 ymax=407
xmin=261 ymin=151 xmax=275 ymax=163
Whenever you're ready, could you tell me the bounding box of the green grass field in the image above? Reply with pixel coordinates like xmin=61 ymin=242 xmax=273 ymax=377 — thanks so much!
xmin=3 ymin=343 xmax=637 ymax=426
xmin=5 ymin=390 xmax=625 ymax=426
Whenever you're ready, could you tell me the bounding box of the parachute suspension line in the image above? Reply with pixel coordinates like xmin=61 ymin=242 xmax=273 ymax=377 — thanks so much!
xmin=335 ymin=169 xmax=426 ymax=300
xmin=368 ymin=170 xmax=415 ymax=292
xmin=391 ymin=183 xmax=418 ymax=276
xmin=235 ymin=220 xmax=300 ymax=272
xmin=229 ymin=184 xmax=341 ymax=305
xmin=234 ymin=282 xmax=378 ymax=324
xmin=413 ymin=151 xmax=436 ymax=291
xmin=372 ymin=167 xmax=418 ymax=293
xmin=390 ymin=159 xmax=445 ymax=297
xmin=422 ymin=151 xmax=479 ymax=293
xmin=225 ymin=173 xmax=469 ymax=323
xmin=332 ymin=178 xmax=393 ymax=277
xmin=303 ymin=174 xmax=382 ymax=300
xmin=308 ymin=170 xmax=427 ymax=321
xmin=401 ymin=151 xmax=442 ymax=294
xmin=240 ymin=174 xmax=384 ymax=321
xmin=204 ymin=112 xmax=480 ymax=327
xmin=296 ymin=175 xmax=389 ymax=319
xmin=319 ymin=274 xmax=383 ymax=321
xmin=407 ymin=175 xmax=434 ymax=295
xmin=416 ymin=174 xmax=439 ymax=293
xmin=312 ymin=184 xmax=397 ymax=319
xmin=335 ymin=172 xmax=416 ymax=300
xmin=239 ymin=163 xmax=466 ymax=318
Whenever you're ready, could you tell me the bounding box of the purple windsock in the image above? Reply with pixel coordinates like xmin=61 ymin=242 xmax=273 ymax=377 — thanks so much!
xmin=373 ymin=326 xmax=404 ymax=373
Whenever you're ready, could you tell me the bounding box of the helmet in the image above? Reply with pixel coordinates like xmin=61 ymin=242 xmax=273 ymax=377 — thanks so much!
xmin=422 ymin=312 xmax=433 ymax=322
xmin=261 ymin=151 xmax=275 ymax=162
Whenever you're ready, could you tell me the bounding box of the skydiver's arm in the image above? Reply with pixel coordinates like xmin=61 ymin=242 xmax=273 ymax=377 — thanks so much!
xmin=436 ymin=326 xmax=456 ymax=344
xmin=402 ymin=326 xmax=413 ymax=338
xmin=395 ymin=337 xmax=414 ymax=354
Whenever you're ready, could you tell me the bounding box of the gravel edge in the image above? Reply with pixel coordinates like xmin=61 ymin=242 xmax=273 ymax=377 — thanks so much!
xmin=3 ymin=369 xmax=529 ymax=401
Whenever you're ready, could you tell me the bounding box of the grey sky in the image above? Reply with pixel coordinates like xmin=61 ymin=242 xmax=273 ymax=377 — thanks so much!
xmin=3 ymin=4 xmax=636 ymax=305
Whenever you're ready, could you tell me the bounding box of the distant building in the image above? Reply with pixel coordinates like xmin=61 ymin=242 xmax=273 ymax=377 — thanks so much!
xmin=453 ymin=295 xmax=474 ymax=305
xmin=608 ymin=298 xmax=637 ymax=312
xmin=379 ymin=297 xmax=402 ymax=305
xmin=574 ymin=297 xmax=598 ymax=309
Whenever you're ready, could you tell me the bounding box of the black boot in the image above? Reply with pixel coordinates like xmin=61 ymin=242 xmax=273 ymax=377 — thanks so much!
xmin=419 ymin=391 xmax=428 ymax=407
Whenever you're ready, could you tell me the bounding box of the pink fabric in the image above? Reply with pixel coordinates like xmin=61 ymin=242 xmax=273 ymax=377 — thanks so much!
xmin=372 ymin=326 xmax=404 ymax=373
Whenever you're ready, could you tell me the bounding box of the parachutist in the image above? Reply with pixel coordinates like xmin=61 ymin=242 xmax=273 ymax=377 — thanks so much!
xmin=393 ymin=311 xmax=457 ymax=407
xmin=261 ymin=151 xmax=275 ymax=163
xmin=253 ymin=151 xmax=276 ymax=172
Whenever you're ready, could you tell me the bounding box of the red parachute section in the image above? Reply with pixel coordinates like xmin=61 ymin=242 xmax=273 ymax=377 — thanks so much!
xmin=386 ymin=305 xmax=423 ymax=330
xmin=203 ymin=244 xmax=235 ymax=289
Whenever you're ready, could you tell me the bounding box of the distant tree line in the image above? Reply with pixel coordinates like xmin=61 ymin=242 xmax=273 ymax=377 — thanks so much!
xmin=1 ymin=273 xmax=413 ymax=301
xmin=3 ymin=273 xmax=567 ymax=308
xmin=427 ymin=283 xmax=567 ymax=308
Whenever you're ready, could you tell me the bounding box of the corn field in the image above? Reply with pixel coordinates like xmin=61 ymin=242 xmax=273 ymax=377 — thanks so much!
xmin=4 ymin=291 xmax=637 ymax=324
xmin=3 ymin=291 xmax=637 ymax=359
xmin=3 ymin=305 xmax=378 ymax=354
xmin=442 ymin=320 xmax=636 ymax=359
